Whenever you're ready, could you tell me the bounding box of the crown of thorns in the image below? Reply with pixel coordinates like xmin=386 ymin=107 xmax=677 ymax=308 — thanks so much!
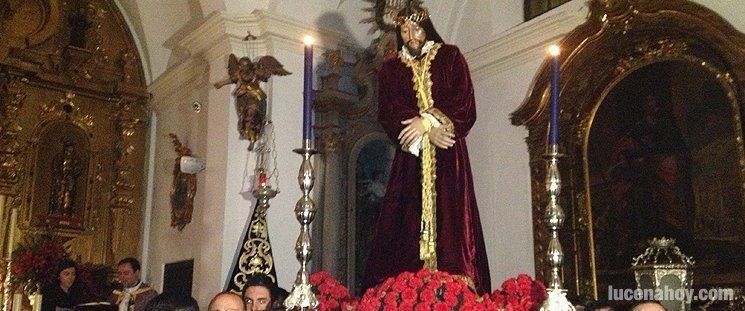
xmin=393 ymin=6 xmax=430 ymax=26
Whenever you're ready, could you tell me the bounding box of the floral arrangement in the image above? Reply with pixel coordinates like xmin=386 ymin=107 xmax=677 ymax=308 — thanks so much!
xmin=491 ymin=274 xmax=547 ymax=311
xmin=310 ymin=271 xmax=358 ymax=311
xmin=357 ymin=269 xmax=499 ymax=311
xmin=10 ymin=235 xmax=69 ymax=287
xmin=308 ymin=269 xmax=547 ymax=311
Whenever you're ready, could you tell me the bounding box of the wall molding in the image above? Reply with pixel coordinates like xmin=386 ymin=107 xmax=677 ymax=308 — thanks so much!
xmin=149 ymin=9 xmax=355 ymax=110
xmin=465 ymin=1 xmax=588 ymax=80
xmin=177 ymin=10 xmax=352 ymax=59
xmin=148 ymin=57 xmax=208 ymax=110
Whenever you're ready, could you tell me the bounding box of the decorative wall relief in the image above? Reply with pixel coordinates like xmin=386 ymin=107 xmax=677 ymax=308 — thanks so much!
xmin=0 ymin=74 xmax=27 ymax=194
xmin=0 ymin=0 xmax=149 ymax=272
xmin=168 ymin=134 xmax=196 ymax=231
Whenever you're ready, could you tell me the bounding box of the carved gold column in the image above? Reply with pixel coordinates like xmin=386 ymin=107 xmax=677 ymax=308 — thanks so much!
xmin=110 ymin=100 xmax=148 ymax=260
xmin=0 ymin=73 xmax=26 ymax=311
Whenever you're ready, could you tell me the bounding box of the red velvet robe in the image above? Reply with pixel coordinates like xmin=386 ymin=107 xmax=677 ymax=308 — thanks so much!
xmin=363 ymin=44 xmax=491 ymax=294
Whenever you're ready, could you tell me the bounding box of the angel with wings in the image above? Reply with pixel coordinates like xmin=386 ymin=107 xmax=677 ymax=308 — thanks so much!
xmin=214 ymin=54 xmax=291 ymax=150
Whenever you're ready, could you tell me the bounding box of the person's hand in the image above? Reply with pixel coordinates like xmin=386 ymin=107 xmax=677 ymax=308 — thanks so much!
xmin=398 ymin=117 xmax=426 ymax=149
xmin=428 ymin=127 xmax=455 ymax=149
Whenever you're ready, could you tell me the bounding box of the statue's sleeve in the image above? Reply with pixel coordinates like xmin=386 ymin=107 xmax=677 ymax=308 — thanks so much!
xmin=377 ymin=60 xmax=419 ymax=143
xmin=426 ymin=46 xmax=476 ymax=138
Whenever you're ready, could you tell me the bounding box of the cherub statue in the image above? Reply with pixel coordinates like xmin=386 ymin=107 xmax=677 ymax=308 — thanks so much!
xmin=214 ymin=54 xmax=291 ymax=150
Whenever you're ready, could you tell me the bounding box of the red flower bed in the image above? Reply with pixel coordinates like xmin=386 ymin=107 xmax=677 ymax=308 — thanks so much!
xmin=311 ymin=271 xmax=358 ymax=311
xmin=492 ymin=274 xmax=547 ymax=311
xmin=358 ymin=269 xmax=499 ymax=311
xmin=309 ymin=269 xmax=547 ymax=311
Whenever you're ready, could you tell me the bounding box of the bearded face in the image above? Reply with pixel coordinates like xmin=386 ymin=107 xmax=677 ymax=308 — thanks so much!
xmin=399 ymin=21 xmax=427 ymax=56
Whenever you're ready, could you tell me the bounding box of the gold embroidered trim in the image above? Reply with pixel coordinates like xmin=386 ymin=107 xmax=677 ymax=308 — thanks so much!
xmin=113 ymin=286 xmax=152 ymax=306
xmin=424 ymin=107 xmax=454 ymax=133
xmin=400 ymin=43 xmax=442 ymax=270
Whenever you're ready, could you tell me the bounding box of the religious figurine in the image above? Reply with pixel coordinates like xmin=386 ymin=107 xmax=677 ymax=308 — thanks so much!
xmin=169 ymin=133 xmax=197 ymax=231
xmin=49 ymin=140 xmax=81 ymax=217
xmin=214 ymin=54 xmax=291 ymax=150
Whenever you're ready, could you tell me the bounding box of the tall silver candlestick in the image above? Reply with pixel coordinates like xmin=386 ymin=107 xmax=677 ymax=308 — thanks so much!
xmin=284 ymin=139 xmax=319 ymax=310
xmin=539 ymin=144 xmax=575 ymax=311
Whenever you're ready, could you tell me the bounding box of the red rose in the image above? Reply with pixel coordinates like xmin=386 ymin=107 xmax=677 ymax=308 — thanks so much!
xmin=414 ymin=303 xmax=431 ymax=311
xmin=425 ymin=279 xmax=441 ymax=290
xmin=445 ymin=280 xmax=464 ymax=295
xmin=507 ymin=294 xmax=520 ymax=306
xmin=401 ymin=288 xmax=418 ymax=303
xmin=502 ymin=278 xmax=518 ymax=294
xmin=433 ymin=302 xmax=450 ymax=311
xmin=398 ymin=301 xmax=415 ymax=311
xmin=325 ymin=299 xmax=339 ymax=310
xmin=492 ymin=291 xmax=507 ymax=306
xmin=391 ymin=280 xmax=407 ymax=292
xmin=384 ymin=292 xmax=399 ymax=306
xmin=383 ymin=305 xmax=398 ymax=311
xmin=419 ymin=288 xmax=436 ymax=304
xmin=443 ymin=292 xmax=458 ymax=307
xmin=516 ymin=274 xmax=532 ymax=285
xmin=415 ymin=269 xmax=431 ymax=279
xmin=409 ymin=276 xmax=424 ymax=288
xmin=380 ymin=277 xmax=395 ymax=292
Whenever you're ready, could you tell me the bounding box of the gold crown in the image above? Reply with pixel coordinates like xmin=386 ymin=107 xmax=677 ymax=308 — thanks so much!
xmin=393 ymin=6 xmax=430 ymax=26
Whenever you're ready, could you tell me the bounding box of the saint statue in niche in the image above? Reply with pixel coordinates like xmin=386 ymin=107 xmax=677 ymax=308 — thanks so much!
xmin=49 ymin=140 xmax=82 ymax=217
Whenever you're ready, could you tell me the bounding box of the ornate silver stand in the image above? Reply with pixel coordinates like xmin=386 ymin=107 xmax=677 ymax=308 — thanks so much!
xmin=539 ymin=144 xmax=575 ymax=311
xmin=284 ymin=139 xmax=319 ymax=310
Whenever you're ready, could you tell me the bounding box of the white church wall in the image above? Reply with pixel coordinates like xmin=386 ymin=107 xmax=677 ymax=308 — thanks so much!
xmin=453 ymin=0 xmax=588 ymax=286
xmin=146 ymin=8 xmax=351 ymax=306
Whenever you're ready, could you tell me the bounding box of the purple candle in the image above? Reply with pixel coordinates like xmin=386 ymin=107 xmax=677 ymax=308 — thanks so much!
xmin=548 ymin=45 xmax=560 ymax=146
xmin=303 ymin=36 xmax=314 ymax=141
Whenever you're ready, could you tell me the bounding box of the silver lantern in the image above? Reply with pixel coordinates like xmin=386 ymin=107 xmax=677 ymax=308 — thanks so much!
xmin=632 ymin=237 xmax=694 ymax=311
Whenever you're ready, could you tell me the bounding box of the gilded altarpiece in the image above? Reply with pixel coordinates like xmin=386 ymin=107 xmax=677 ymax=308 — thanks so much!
xmin=0 ymin=0 xmax=149 ymax=274
xmin=513 ymin=0 xmax=745 ymax=302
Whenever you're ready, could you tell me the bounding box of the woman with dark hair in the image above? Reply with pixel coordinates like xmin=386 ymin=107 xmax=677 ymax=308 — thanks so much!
xmin=41 ymin=259 xmax=82 ymax=311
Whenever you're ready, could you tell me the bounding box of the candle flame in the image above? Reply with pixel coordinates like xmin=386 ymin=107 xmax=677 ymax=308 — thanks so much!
xmin=548 ymin=45 xmax=560 ymax=57
xmin=303 ymin=35 xmax=314 ymax=46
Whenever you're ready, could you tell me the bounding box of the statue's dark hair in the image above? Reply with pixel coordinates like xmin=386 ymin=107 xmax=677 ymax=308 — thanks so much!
xmin=394 ymin=9 xmax=444 ymax=51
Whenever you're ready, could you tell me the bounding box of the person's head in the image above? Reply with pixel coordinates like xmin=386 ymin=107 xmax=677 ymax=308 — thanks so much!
xmin=631 ymin=301 xmax=667 ymax=311
xmin=242 ymin=273 xmax=276 ymax=311
xmin=583 ymin=299 xmax=614 ymax=311
xmin=116 ymin=257 xmax=142 ymax=288
xmin=56 ymin=258 xmax=77 ymax=290
xmin=144 ymin=293 xmax=199 ymax=311
xmin=208 ymin=292 xmax=244 ymax=311
xmin=394 ymin=5 xmax=443 ymax=55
